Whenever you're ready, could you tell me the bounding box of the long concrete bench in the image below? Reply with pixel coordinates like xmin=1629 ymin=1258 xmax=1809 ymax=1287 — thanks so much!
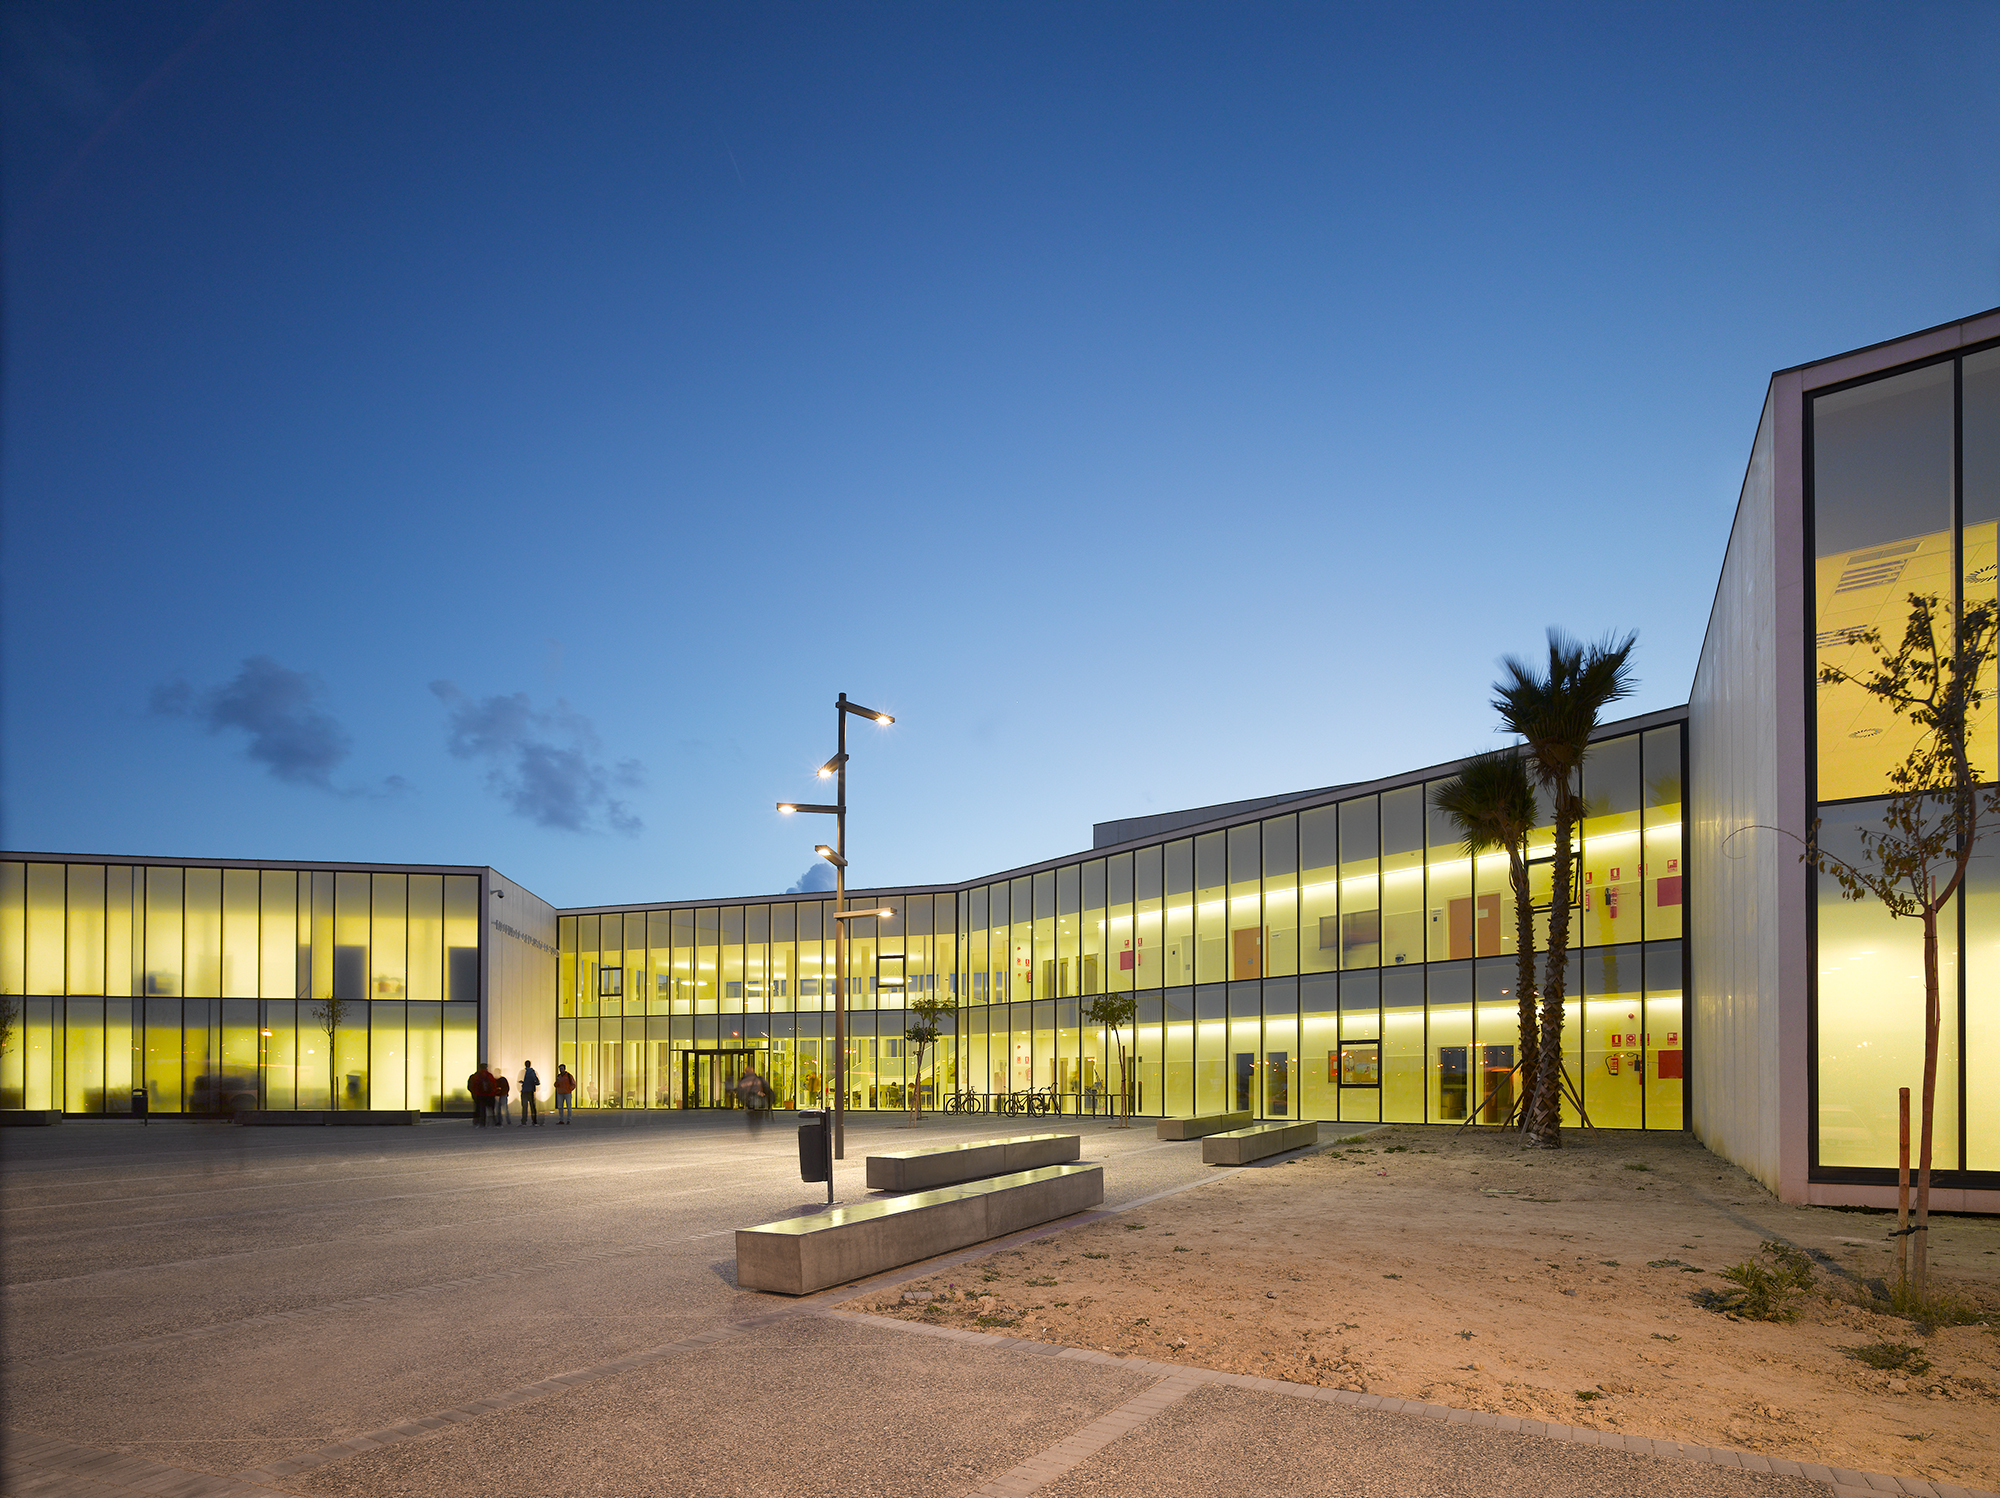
xmin=737 ymin=1163 xmax=1103 ymax=1295
xmin=1202 ymin=1119 xmax=1319 ymax=1165
xmin=238 ymin=1110 xmax=421 ymax=1126
xmin=1155 ymin=1110 xmax=1252 ymax=1141
xmin=865 ymin=1133 xmax=1080 ymax=1192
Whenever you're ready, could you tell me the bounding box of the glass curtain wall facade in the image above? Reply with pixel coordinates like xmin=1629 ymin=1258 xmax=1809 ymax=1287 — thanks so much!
xmin=1810 ymin=339 xmax=2000 ymax=1178
xmin=559 ymin=723 xmax=1686 ymax=1129
xmin=555 ymin=891 xmax=961 ymax=1112
xmin=0 ymin=861 xmax=481 ymax=1113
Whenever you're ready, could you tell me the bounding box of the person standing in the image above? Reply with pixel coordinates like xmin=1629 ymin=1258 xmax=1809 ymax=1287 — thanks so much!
xmin=554 ymin=1063 xmax=576 ymax=1123
xmin=519 ymin=1060 xmax=541 ymax=1126
xmin=469 ymin=1063 xmax=496 ymax=1127
xmin=493 ymin=1069 xmax=512 ymax=1126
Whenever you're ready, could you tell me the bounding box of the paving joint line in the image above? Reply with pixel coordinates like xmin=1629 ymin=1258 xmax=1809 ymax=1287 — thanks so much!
xmin=2 ymin=1428 xmax=289 ymax=1498
xmin=826 ymin=1310 xmax=1997 ymax=1498
xmin=959 ymin=1375 xmax=1202 ymax=1498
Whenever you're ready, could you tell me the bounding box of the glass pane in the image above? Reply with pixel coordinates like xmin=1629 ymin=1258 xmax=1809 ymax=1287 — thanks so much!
xmin=260 ymin=871 xmax=298 ymax=998
xmin=407 ymin=875 xmax=443 ymax=1001
xmin=444 ymin=875 xmax=479 ymax=1003
xmin=1300 ymin=806 xmax=1337 ymax=974
xmin=1644 ymin=941 xmax=1685 ymax=1131
xmin=1382 ymin=967 xmax=1425 ymax=1121
xmin=1262 ymin=815 xmax=1297 ymax=978
xmin=1643 ymin=727 xmax=1685 ymax=941
xmin=184 ymin=867 xmax=222 ymax=998
xmin=1032 ymin=871 xmax=1055 ymax=1000
xmin=333 ymin=870 xmax=369 ymax=1004
xmin=1816 ymin=801 xmax=1957 ymax=1167
xmin=1163 ymin=841 xmax=1194 ymax=988
xmin=107 ymin=866 xmax=133 ymax=998
xmin=1164 ymin=991 xmax=1192 ymax=1113
xmin=1080 ymin=859 xmax=1105 ymax=997
xmin=145 ymin=867 xmax=183 ymax=997
xmin=1381 ymin=787 xmax=1423 ymax=968
xmin=1300 ymin=973 xmax=1336 ymax=1120
xmin=1424 ymin=784 xmax=1472 ymax=963
xmin=1581 ymin=946 xmax=1643 ymax=1128
xmin=1339 ymin=799 xmax=1380 ymax=970
xmin=1226 ymin=824 xmax=1260 ymax=980
xmin=1579 ymin=735 xmax=1642 ymax=949
xmin=222 ymin=867 xmax=259 ymax=998
xmin=408 ymin=1002 xmax=443 ymax=1110
xmin=64 ymin=865 xmax=105 ymax=996
xmin=1966 ymin=347 xmax=2000 ymax=781
xmin=1194 ymin=832 xmax=1227 ymax=984
xmin=26 ymin=863 xmax=66 ymax=995
xmin=1133 ymin=847 xmax=1163 ymax=991
xmin=370 ymin=1002 xmax=406 ymax=1109
xmin=1104 ymin=853 xmax=1133 ymax=994
xmin=0 ymin=861 xmax=24 ymax=995
xmin=1813 ymin=361 xmax=1955 ymax=801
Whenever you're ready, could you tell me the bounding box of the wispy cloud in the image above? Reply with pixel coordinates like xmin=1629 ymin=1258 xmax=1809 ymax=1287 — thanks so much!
xmin=151 ymin=656 xmax=356 ymax=791
xmin=784 ymin=861 xmax=836 ymax=895
xmin=430 ymin=682 xmax=643 ymax=835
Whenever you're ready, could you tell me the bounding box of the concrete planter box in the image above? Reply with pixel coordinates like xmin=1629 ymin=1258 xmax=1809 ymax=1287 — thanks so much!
xmin=1202 ymin=1119 xmax=1319 ymax=1165
xmin=737 ymin=1162 xmax=1104 ymax=1295
xmin=865 ymin=1133 xmax=1080 ymax=1192
xmin=1155 ymin=1110 xmax=1252 ymax=1141
xmin=238 ymin=1110 xmax=421 ymax=1126
xmin=0 ymin=1110 xmax=62 ymax=1127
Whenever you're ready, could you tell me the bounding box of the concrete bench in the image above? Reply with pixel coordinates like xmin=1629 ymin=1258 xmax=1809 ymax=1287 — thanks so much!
xmin=1155 ymin=1110 xmax=1252 ymax=1141
xmin=238 ymin=1110 xmax=421 ymax=1126
xmin=865 ymin=1133 xmax=1080 ymax=1192
xmin=737 ymin=1162 xmax=1103 ymax=1296
xmin=0 ymin=1110 xmax=62 ymax=1127
xmin=1202 ymin=1119 xmax=1319 ymax=1165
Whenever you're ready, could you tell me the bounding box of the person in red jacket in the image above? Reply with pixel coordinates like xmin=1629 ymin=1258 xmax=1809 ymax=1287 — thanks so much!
xmin=554 ymin=1063 xmax=577 ymax=1123
xmin=469 ymin=1063 xmax=497 ymax=1127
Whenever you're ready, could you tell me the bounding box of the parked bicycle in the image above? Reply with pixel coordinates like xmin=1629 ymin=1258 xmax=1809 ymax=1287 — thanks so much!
xmin=943 ymin=1089 xmax=986 ymax=1115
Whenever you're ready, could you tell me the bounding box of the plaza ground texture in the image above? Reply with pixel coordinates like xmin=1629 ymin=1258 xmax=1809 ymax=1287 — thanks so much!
xmin=0 ymin=1112 xmax=1992 ymax=1498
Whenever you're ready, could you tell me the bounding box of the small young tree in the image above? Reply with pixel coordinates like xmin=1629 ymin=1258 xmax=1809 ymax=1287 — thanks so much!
xmin=1431 ymin=750 xmax=1540 ymax=1127
xmin=903 ymin=990 xmax=958 ymax=1121
xmin=0 ymin=996 xmax=18 ymax=1104
xmin=314 ymin=994 xmax=349 ymax=1110
xmin=1083 ymin=990 xmax=1137 ymax=1126
xmin=1805 ymin=592 xmax=1999 ymax=1299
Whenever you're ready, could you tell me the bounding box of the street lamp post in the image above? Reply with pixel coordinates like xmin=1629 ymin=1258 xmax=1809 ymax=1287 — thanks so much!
xmin=777 ymin=692 xmax=894 ymax=1160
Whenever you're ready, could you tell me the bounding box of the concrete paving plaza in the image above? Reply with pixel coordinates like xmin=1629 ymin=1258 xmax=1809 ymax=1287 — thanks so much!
xmin=0 ymin=1113 xmax=1955 ymax=1498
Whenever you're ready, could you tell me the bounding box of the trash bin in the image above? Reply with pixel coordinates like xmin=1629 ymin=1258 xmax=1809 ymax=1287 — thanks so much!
xmin=797 ymin=1108 xmax=831 ymax=1184
xmin=132 ymin=1088 xmax=148 ymax=1126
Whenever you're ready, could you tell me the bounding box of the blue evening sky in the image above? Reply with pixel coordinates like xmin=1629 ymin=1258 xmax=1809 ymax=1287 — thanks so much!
xmin=4 ymin=2 xmax=1997 ymax=908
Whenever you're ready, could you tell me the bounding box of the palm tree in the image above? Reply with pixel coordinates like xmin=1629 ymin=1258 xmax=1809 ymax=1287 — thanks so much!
xmin=1494 ymin=629 xmax=1638 ymax=1148
xmin=1431 ymin=750 xmax=1540 ymax=1127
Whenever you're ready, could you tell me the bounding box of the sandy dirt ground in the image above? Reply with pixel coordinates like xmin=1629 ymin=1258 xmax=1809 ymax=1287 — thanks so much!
xmin=856 ymin=1125 xmax=2000 ymax=1490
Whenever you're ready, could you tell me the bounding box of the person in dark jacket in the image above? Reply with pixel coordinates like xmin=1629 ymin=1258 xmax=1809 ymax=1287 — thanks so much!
xmin=519 ymin=1061 xmax=541 ymax=1126
xmin=493 ymin=1069 xmax=512 ymax=1126
xmin=469 ymin=1063 xmax=496 ymax=1127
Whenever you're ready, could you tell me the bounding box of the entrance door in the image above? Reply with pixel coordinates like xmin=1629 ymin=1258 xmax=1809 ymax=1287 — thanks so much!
xmin=680 ymin=1048 xmax=768 ymax=1108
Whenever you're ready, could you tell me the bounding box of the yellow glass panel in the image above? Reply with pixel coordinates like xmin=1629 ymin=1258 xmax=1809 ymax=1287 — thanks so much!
xmin=371 ymin=874 xmax=407 ymax=999
xmin=145 ymin=867 xmax=183 ymax=997
xmin=25 ymin=862 xmax=64 ymax=994
xmin=66 ymin=865 xmax=106 ymax=996
xmin=406 ymin=874 xmax=443 ymax=1001
xmin=222 ymin=867 xmax=258 ymax=998
xmin=106 ymin=866 xmax=133 ymax=998
xmin=1817 ymin=814 xmax=1959 ymax=1168
xmin=0 ymin=861 xmax=24 ymax=995
xmin=260 ymin=871 xmax=297 ymax=998
xmin=184 ymin=867 xmax=221 ymax=998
